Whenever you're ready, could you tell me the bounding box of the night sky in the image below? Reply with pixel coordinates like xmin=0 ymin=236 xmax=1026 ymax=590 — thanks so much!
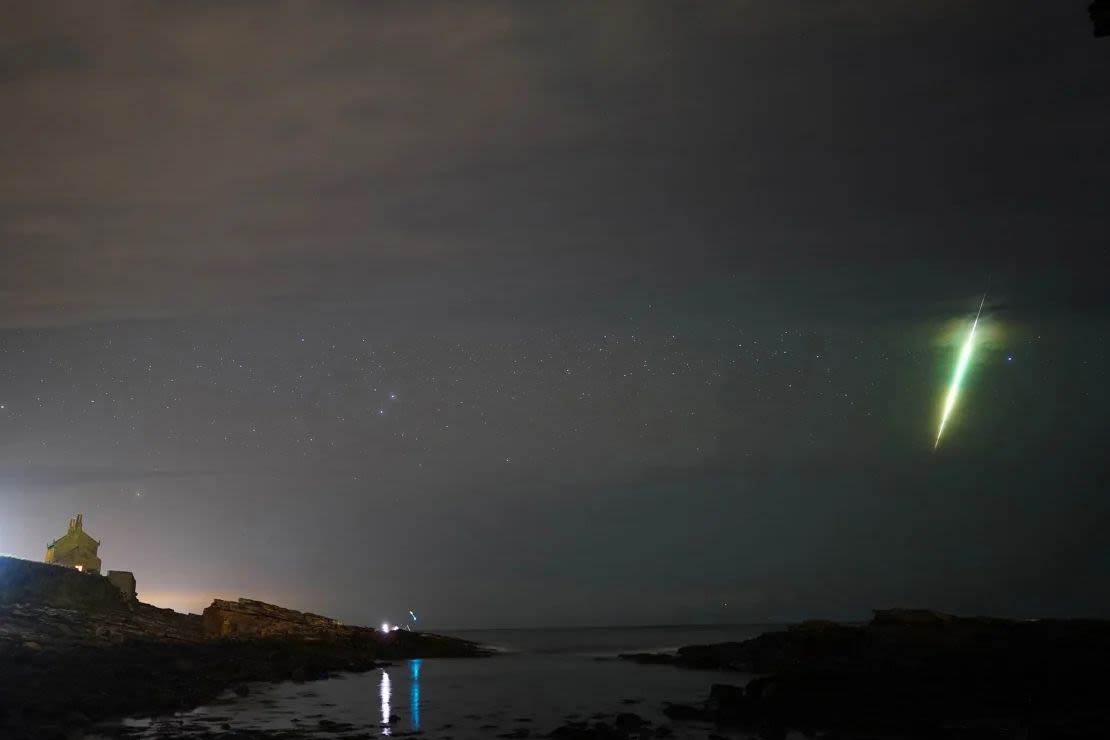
xmin=2 ymin=2 xmax=1107 ymax=628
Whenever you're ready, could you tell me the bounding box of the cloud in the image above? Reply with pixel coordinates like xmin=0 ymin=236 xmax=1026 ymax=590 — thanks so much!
xmin=1 ymin=1 xmax=1106 ymax=332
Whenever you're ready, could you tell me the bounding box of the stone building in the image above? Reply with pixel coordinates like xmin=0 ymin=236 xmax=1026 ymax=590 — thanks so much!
xmin=43 ymin=514 xmax=137 ymax=600
xmin=44 ymin=514 xmax=102 ymax=574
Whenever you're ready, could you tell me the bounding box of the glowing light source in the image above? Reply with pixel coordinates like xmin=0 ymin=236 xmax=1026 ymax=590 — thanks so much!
xmin=381 ymin=622 xmax=391 ymax=633
xmin=934 ymin=295 xmax=986 ymax=450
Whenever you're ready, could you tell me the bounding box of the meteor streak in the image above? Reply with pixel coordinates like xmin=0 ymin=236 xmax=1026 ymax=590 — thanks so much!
xmin=934 ymin=294 xmax=986 ymax=450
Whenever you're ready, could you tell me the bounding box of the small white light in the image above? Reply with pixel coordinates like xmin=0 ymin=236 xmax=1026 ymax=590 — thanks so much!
xmin=381 ymin=622 xmax=391 ymax=633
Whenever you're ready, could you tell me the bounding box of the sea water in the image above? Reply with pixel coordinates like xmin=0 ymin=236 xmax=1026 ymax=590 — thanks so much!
xmin=111 ymin=624 xmax=783 ymax=739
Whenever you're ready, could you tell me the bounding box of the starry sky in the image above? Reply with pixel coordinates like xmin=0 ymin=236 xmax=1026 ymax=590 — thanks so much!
xmin=1 ymin=1 xmax=1108 ymax=628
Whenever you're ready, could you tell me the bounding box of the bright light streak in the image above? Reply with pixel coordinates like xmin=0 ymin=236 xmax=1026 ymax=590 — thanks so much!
xmin=934 ymin=295 xmax=985 ymax=449
xmin=380 ymin=669 xmax=392 ymax=735
xmin=410 ymin=659 xmax=421 ymax=731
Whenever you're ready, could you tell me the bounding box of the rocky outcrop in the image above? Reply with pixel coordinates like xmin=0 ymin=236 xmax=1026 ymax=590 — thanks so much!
xmin=1092 ymin=0 xmax=1110 ymax=37
xmin=644 ymin=609 xmax=1110 ymax=739
xmin=0 ymin=601 xmax=204 ymax=652
xmin=0 ymin=556 xmax=487 ymax=739
xmin=202 ymin=598 xmax=344 ymax=638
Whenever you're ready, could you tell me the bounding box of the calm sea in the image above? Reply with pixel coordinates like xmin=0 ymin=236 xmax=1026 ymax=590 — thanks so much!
xmin=109 ymin=624 xmax=783 ymax=739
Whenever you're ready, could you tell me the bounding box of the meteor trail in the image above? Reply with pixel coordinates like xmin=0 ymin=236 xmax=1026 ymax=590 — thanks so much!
xmin=934 ymin=294 xmax=986 ymax=450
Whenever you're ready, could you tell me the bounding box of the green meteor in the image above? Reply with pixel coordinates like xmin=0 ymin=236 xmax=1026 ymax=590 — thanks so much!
xmin=934 ymin=295 xmax=986 ymax=450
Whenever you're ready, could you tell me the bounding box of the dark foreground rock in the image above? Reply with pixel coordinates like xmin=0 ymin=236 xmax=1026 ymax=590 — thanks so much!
xmin=0 ymin=556 xmax=486 ymax=739
xmin=1092 ymin=0 xmax=1110 ymax=37
xmin=548 ymin=712 xmax=669 ymax=740
xmin=642 ymin=609 xmax=1110 ymax=739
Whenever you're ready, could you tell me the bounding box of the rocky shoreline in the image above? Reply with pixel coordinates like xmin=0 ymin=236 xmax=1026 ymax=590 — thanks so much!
xmin=8 ymin=554 xmax=1110 ymax=740
xmin=623 ymin=609 xmax=1110 ymax=739
xmin=0 ymin=556 xmax=487 ymax=739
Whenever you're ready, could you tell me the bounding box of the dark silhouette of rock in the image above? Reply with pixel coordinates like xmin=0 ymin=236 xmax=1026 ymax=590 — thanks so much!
xmin=661 ymin=703 xmax=703 ymax=721
xmin=613 ymin=712 xmax=648 ymax=730
xmin=1092 ymin=1 xmax=1110 ymax=36
xmin=656 ymin=609 xmax=1110 ymax=738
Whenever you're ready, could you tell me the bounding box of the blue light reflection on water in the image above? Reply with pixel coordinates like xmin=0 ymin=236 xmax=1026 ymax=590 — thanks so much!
xmin=124 ymin=624 xmax=775 ymax=740
xmin=377 ymin=660 xmax=420 ymax=734
xmin=410 ymin=659 xmax=422 ymax=731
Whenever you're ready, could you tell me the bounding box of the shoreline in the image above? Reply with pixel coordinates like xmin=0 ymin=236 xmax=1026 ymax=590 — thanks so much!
xmin=623 ymin=608 xmax=1110 ymax=739
xmin=0 ymin=556 xmax=488 ymax=739
xmin=7 ymin=555 xmax=1110 ymax=740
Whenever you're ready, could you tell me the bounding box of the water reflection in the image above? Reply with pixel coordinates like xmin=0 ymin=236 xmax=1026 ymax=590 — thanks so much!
xmin=410 ymin=659 xmax=422 ymax=731
xmin=380 ymin=669 xmax=392 ymax=736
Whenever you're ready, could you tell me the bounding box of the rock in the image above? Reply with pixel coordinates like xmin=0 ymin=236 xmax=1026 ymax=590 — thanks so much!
xmin=498 ymin=729 xmax=530 ymax=738
xmin=0 ymin=553 xmax=487 ymax=738
xmin=614 ymin=712 xmax=648 ymax=730
xmin=661 ymin=703 xmax=704 ymax=721
xmin=549 ymin=720 xmax=589 ymax=738
xmin=662 ymin=611 xmax=1110 ymax=738
xmin=706 ymin=684 xmax=757 ymax=725
xmin=317 ymin=718 xmax=355 ymax=732
xmin=756 ymin=721 xmax=785 ymax=740
xmin=201 ymin=598 xmax=344 ymax=639
xmin=1092 ymin=1 xmax=1110 ymax=37
xmin=590 ymin=722 xmax=623 ymax=740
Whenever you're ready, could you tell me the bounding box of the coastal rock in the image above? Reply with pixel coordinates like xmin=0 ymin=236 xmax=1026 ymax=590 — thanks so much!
xmin=658 ymin=610 xmax=1110 ymax=738
xmin=202 ymin=598 xmax=343 ymax=639
xmin=1093 ymin=0 xmax=1110 ymax=37
xmin=660 ymin=703 xmax=703 ymax=721
xmin=0 ymin=555 xmax=486 ymax=738
xmin=613 ymin=712 xmax=648 ymax=730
